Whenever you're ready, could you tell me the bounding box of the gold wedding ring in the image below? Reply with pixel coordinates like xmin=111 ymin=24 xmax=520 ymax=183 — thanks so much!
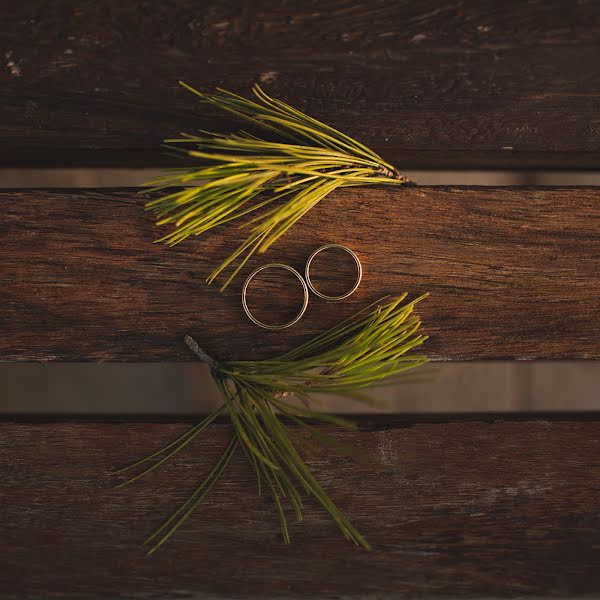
xmin=305 ymin=244 xmax=362 ymax=300
xmin=242 ymin=263 xmax=309 ymax=330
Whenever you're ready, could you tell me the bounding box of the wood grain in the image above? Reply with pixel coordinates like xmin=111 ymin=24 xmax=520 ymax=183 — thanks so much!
xmin=2 ymin=1 xmax=600 ymax=168
xmin=2 ymin=419 xmax=600 ymax=598
xmin=1 ymin=186 xmax=599 ymax=361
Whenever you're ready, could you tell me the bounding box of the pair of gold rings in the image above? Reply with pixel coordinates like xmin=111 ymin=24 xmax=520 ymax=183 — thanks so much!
xmin=242 ymin=244 xmax=362 ymax=330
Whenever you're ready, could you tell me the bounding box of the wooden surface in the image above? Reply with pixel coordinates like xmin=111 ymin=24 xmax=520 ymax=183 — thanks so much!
xmin=2 ymin=186 xmax=599 ymax=362
xmin=2 ymin=1 xmax=600 ymax=168
xmin=3 ymin=2 xmax=600 ymax=598
xmin=2 ymin=418 xmax=600 ymax=598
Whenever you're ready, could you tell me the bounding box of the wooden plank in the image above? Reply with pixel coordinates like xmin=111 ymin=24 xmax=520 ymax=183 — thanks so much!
xmin=2 ymin=1 xmax=600 ymax=168
xmin=2 ymin=419 xmax=600 ymax=598
xmin=1 ymin=186 xmax=599 ymax=361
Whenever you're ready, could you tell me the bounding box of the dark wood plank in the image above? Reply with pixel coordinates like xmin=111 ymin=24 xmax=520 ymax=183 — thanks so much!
xmin=2 ymin=1 xmax=600 ymax=168
xmin=2 ymin=419 xmax=600 ymax=598
xmin=1 ymin=186 xmax=599 ymax=361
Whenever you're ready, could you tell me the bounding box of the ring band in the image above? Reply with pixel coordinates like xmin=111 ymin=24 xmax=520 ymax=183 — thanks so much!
xmin=305 ymin=244 xmax=362 ymax=300
xmin=242 ymin=263 xmax=309 ymax=330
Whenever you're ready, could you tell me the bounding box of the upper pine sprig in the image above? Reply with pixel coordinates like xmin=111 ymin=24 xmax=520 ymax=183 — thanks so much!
xmin=144 ymin=82 xmax=407 ymax=289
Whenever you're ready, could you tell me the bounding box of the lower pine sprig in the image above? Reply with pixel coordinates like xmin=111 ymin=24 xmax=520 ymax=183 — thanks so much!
xmin=112 ymin=294 xmax=428 ymax=551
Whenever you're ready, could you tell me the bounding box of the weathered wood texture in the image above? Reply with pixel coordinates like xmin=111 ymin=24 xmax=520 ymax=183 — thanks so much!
xmin=2 ymin=1 xmax=600 ymax=168
xmin=2 ymin=186 xmax=599 ymax=361
xmin=2 ymin=419 xmax=600 ymax=598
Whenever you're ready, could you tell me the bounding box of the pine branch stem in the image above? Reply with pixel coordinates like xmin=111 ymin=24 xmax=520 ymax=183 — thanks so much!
xmin=184 ymin=335 xmax=221 ymax=375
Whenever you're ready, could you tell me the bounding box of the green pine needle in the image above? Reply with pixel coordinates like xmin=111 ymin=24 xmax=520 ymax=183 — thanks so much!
xmin=144 ymin=82 xmax=408 ymax=290
xmin=113 ymin=294 xmax=428 ymax=553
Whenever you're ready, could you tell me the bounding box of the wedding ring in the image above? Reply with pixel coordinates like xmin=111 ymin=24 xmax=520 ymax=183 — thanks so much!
xmin=305 ymin=244 xmax=362 ymax=300
xmin=242 ymin=263 xmax=309 ymax=330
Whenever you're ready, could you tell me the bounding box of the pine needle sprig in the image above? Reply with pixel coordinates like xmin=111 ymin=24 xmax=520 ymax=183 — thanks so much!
xmin=144 ymin=83 xmax=408 ymax=289
xmin=113 ymin=294 xmax=428 ymax=553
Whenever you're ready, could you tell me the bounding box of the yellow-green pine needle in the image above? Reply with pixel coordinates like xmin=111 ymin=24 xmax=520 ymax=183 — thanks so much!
xmin=144 ymin=83 xmax=408 ymax=288
xmin=113 ymin=294 xmax=428 ymax=551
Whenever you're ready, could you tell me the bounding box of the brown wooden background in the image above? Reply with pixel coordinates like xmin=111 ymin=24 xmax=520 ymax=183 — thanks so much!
xmin=1 ymin=1 xmax=600 ymax=597
xmin=2 ymin=0 xmax=600 ymax=169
